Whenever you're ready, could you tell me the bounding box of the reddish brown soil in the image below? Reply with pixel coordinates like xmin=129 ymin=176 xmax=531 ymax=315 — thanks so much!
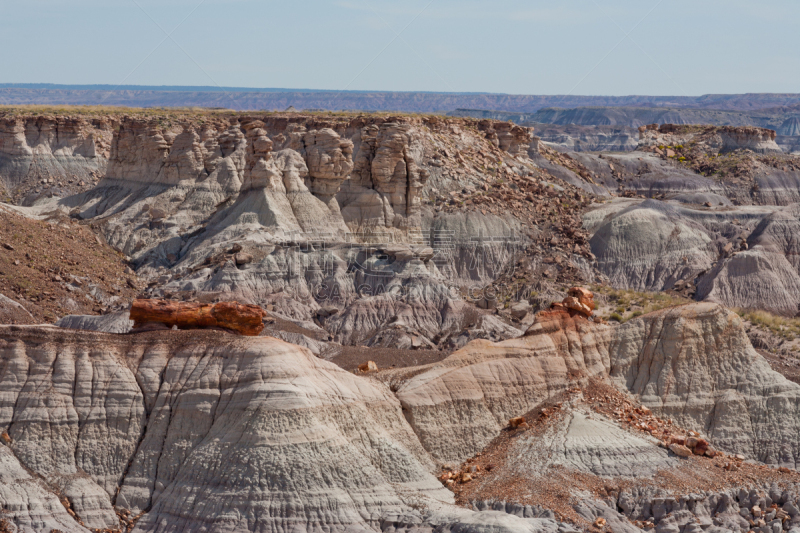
xmin=447 ymin=380 xmax=800 ymax=528
xmin=758 ymin=348 xmax=800 ymax=385
xmin=0 ymin=209 xmax=140 ymax=323
xmin=329 ymin=345 xmax=452 ymax=372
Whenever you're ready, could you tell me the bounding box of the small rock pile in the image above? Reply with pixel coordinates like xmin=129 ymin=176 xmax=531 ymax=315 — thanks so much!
xmin=438 ymin=454 xmax=494 ymax=487
xmin=114 ymin=507 xmax=144 ymax=533
xmin=668 ymin=435 xmax=715 ymax=459
xmin=193 ymin=243 xmax=255 ymax=271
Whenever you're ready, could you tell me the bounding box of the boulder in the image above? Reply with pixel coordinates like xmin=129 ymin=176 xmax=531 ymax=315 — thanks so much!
xmin=552 ymin=287 xmax=595 ymax=318
xmin=234 ymin=252 xmax=254 ymax=265
xmin=358 ymin=361 xmax=378 ymax=372
xmin=669 ymin=443 xmax=693 ymax=458
xmin=509 ymin=416 xmax=528 ymax=429
xmin=510 ymin=302 xmax=531 ymax=319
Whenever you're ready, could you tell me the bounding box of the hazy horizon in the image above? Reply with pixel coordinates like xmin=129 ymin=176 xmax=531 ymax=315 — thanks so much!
xmin=3 ymin=83 xmax=800 ymax=98
xmin=2 ymin=1 xmax=799 ymax=96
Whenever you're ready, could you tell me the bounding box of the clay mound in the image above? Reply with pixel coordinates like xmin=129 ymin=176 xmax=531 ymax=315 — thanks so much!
xmin=393 ymin=307 xmax=611 ymax=465
xmin=0 ymin=326 xmax=450 ymax=533
xmin=589 ymin=199 xmax=715 ymax=291
xmin=550 ymin=410 xmax=677 ymax=477
xmin=393 ymin=301 xmax=800 ymax=469
xmin=695 ymin=248 xmax=800 ymax=315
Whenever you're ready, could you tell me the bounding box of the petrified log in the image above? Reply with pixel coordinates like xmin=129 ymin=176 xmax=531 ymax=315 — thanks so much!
xmin=130 ymin=299 xmax=266 ymax=336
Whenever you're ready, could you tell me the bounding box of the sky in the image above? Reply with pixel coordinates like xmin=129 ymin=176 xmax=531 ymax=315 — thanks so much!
xmin=1 ymin=0 xmax=799 ymax=96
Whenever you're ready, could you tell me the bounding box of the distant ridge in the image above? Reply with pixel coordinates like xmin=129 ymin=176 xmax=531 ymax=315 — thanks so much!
xmin=0 ymin=83 xmax=492 ymax=95
xmin=1 ymin=84 xmax=800 ymax=113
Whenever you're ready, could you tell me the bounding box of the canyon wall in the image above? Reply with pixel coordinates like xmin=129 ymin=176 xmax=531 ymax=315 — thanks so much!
xmin=4 ymin=303 xmax=800 ymax=531
xmin=0 ymin=115 xmax=112 ymax=204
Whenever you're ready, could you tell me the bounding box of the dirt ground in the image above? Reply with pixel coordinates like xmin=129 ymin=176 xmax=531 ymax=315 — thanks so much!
xmin=0 ymin=209 xmax=140 ymax=323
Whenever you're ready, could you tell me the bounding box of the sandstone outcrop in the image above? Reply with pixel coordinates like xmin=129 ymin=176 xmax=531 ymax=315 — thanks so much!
xmin=477 ymin=120 xmax=534 ymax=157
xmin=718 ymin=125 xmax=781 ymax=154
xmin=129 ymin=299 xmax=266 ymax=335
xmin=341 ymin=121 xmax=429 ymax=229
xmin=535 ymin=124 xmax=639 ymax=152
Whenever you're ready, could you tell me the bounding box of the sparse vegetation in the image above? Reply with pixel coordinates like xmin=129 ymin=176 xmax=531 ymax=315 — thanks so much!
xmin=592 ymin=286 xmax=691 ymax=323
xmin=736 ymin=308 xmax=800 ymax=341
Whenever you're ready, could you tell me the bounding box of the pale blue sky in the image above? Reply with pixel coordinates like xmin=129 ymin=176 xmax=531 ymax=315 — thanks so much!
xmin=2 ymin=0 xmax=798 ymax=95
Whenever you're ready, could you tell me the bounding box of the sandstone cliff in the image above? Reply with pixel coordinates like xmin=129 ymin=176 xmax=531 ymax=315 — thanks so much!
xmin=0 ymin=115 xmax=112 ymax=204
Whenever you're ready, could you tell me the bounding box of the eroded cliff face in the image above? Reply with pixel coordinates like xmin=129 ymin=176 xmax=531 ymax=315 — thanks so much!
xmin=62 ymin=114 xmax=540 ymax=259
xmin=4 ymin=302 xmax=800 ymax=532
xmin=393 ymin=308 xmax=613 ymax=464
xmin=0 ymin=115 xmax=113 ymax=204
xmin=70 ymin=114 xmax=470 ymax=238
xmin=0 ymin=326 xmax=451 ymax=533
xmin=393 ymin=303 xmax=800 ymax=468
xmin=640 ymin=124 xmax=782 ymax=155
xmin=37 ymin=113 xmax=556 ymax=347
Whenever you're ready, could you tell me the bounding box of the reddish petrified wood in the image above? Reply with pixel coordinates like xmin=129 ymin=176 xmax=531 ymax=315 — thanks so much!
xmin=549 ymin=286 xmax=596 ymax=318
xmin=129 ymin=299 xmax=267 ymax=336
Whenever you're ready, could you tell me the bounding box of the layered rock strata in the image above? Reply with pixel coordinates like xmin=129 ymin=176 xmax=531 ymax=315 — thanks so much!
xmin=393 ymin=302 xmax=800 ymax=468
xmin=0 ymin=115 xmax=113 ymax=204
xmin=0 ymin=325 xmax=451 ymax=533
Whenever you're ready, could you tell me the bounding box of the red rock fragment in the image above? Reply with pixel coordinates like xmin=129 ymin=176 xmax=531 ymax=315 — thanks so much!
xmin=551 ymin=287 xmax=595 ymax=318
xmin=358 ymin=361 xmax=378 ymax=372
xmin=509 ymin=416 xmax=528 ymax=429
